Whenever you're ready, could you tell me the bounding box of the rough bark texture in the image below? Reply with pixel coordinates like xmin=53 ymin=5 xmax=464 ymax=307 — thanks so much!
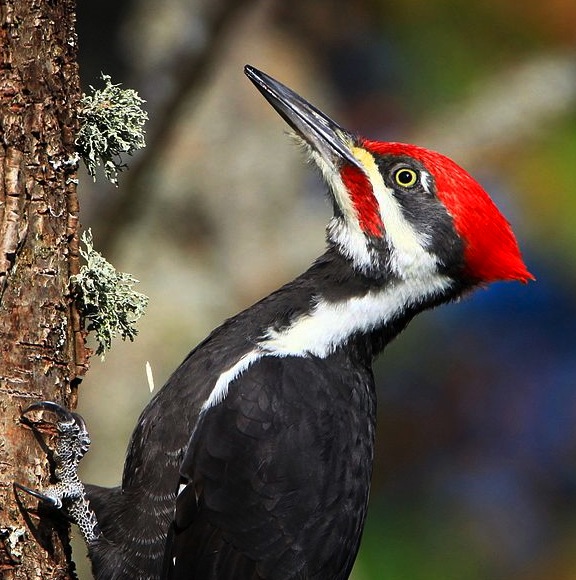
xmin=0 ymin=0 xmax=87 ymax=578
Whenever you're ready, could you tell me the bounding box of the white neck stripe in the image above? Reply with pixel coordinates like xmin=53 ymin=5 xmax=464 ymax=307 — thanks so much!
xmin=201 ymin=350 xmax=262 ymax=412
xmin=351 ymin=147 xmax=435 ymax=279
xmin=201 ymin=275 xmax=452 ymax=412
xmin=312 ymin=150 xmax=376 ymax=273
xmin=260 ymin=275 xmax=452 ymax=358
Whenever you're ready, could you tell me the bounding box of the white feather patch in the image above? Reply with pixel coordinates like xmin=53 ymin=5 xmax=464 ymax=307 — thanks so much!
xmin=260 ymin=275 xmax=452 ymax=358
xmin=350 ymin=147 xmax=435 ymax=279
xmin=201 ymin=350 xmax=262 ymax=412
xmin=312 ymin=150 xmax=375 ymax=272
xmin=145 ymin=361 xmax=155 ymax=393
xmin=326 ymin=218 xmax=376 ymax=272
xmin=200 ymin=275 xmax=452 ymax=410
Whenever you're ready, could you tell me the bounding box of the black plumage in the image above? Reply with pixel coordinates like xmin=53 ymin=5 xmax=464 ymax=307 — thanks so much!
xmin=170 ymin=352 xmax=376 ymax=579
xmin=84 ymin=246 xmax=447 ymax=579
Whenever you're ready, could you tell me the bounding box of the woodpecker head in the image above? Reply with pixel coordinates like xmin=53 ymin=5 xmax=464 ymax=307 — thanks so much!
xmin=245 ymin=65 xmax=533 ymax=288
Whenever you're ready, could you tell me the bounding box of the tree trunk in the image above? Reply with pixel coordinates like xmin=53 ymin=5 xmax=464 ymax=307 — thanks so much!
xmin=0 ymin=0 xmax=87 ymax=578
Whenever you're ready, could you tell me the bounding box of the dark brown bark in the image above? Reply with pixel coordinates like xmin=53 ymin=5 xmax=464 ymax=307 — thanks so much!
xmin=0 ymin=0 xmax=88 ymax=578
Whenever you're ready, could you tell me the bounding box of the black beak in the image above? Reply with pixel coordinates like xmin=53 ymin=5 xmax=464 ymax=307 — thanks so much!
xmin=244 ymin=65 xmax=363 ymax=171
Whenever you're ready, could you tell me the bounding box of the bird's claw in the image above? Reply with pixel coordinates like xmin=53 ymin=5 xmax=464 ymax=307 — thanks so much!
xmin=21 ymin=401 xmax=91 ymax=462
xmin=15 ymin=401 xmax=90 ymax=509
xmin=23 ymin=400 xmax=76 ymax=419
xmin=14 ymin=482 xmax=63 ymax=509
xmin=15 ymin=401 xmax=100 ymax=543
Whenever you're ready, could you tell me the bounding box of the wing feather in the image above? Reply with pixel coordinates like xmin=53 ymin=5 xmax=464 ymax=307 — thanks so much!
xmin=164 ymin=353 xmax=375 ymax=580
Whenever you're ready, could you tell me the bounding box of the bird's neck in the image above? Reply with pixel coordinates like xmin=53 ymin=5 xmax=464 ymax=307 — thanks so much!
xmin=253 ymin=249 xmax=457 ymax=360
xmin=200 ymin=249 xmax=460 ymax=412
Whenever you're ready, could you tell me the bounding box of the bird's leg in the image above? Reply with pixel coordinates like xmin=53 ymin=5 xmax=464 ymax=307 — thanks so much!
xmin=15 ymin=401 xmax=101 ymax=545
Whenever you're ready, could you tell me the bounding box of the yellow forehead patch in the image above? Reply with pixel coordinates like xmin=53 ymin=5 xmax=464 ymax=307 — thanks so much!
xmin=351 ymin=146 xmax=380 ymax=182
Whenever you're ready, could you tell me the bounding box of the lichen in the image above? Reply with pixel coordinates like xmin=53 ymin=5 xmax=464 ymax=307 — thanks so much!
xmin=76 ymin=74 xmax=147 ymax=185
xmin=0 ymin=527 xmax=26 ymax=561
xmin=70 ymin=229 xmax=148 ymax=358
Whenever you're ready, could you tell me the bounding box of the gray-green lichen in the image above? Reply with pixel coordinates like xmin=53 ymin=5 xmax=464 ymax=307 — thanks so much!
xmin=70 ymin=230 xmax=148 ymax=357
xmin=76 ymin=74 xmax=148 ymax=185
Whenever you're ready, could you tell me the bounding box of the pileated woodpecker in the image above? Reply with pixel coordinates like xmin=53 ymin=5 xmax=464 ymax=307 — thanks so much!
xmin=18 ymin=66 xmax=532 ymax=579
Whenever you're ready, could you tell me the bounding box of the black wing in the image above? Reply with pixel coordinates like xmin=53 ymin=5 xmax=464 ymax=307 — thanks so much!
xmin=164 ymin=352 xmax=376 ymax=580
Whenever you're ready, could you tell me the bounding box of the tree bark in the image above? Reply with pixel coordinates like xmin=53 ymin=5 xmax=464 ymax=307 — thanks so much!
xmin=0 ymin=0 xmax=87 ymax=578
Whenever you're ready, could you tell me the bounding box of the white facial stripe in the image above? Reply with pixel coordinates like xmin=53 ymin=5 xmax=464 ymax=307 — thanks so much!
xmin=260 ymin=275 xmax=452 ymax=358
xmin=326 ymin=218 xmax=376 ymax=271
xmin=351 ymin=147 xmax=437 ymax=279
xmin=312 ymin=150 xmax=375 ymax=272
xmin=313 ymin=152 xmax=358 ymax=228
xmin=420 ymin=170 xmax=433 ymax=194
xmin=310 ymin=143 xmax=438 ymax=278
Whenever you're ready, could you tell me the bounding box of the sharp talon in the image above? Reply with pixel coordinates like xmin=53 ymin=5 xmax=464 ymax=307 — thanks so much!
xmin=14 ymin=482 xmax=62 ymax=509
xmin=22 ymin=401 xmax=74 ymax=422
xmin=15 ymin=402 xmax=98 ymax=545
xmin=21 ymin=402 xmax=88 ymax=442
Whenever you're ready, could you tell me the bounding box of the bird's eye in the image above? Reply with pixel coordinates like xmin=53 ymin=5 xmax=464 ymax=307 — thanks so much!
xmin=393 ymin=168 xmax=419 ymax=188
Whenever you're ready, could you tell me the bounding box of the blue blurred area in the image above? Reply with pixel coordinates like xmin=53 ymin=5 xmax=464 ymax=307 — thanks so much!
xmin=364 ymin=253 xmax=576 ymax=577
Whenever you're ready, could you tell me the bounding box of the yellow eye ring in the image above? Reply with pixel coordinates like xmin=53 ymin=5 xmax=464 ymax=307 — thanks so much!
xmin=393 ymin=168 xmax=418 ymax=188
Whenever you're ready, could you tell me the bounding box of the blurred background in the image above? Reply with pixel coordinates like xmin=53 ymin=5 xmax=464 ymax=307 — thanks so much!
xmin=73 ymin=1 xmax=576 ymax=578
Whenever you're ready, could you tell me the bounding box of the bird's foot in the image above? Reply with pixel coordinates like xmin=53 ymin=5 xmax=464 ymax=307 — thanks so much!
xmin=16 ymin=401 xmax=100 ymax=544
